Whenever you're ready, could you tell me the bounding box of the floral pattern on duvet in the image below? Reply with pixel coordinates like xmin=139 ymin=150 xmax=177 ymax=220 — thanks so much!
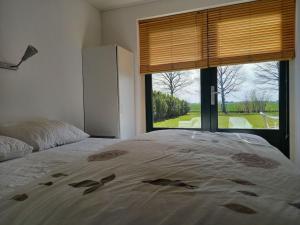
xmin=3 ymin=130 xmax=300 ymax=225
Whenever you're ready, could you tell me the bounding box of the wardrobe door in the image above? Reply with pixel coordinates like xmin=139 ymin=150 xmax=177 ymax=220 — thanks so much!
xmin=117 ymin=47 xmax=135 ymax=139
xmin=83 ymin=46 xmax=119 ymax=137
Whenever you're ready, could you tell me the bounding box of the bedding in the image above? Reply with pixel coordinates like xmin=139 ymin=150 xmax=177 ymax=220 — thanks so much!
xmin=0 ymin=119 xmax=89 ymax=151
xmin=0 ymin=138 xmax=120 ymax=199
xmin=0 ymin=130 xmax=299 ymax=225
xmin=0 ymin=136 xmax=33 ymax=162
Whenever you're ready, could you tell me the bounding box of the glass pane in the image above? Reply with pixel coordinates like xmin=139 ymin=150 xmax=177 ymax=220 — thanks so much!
xmin=217 ymin=61 xmax=279 ymax=130
xmin=152 ymin=69 xmax=201 ymax=129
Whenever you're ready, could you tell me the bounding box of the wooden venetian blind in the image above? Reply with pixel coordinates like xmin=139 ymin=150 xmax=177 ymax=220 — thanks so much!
xmin=207 ymin=0 xmax=295 ymax=67
xmin=139 ymin=0 xmax=295 ymax=74
xmin=139 ymin=11 xmax=208 ymax=74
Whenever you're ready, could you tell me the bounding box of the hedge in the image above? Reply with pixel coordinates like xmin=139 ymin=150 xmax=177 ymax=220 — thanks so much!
xmin=153 ymin=91 xmax=190 ymax=122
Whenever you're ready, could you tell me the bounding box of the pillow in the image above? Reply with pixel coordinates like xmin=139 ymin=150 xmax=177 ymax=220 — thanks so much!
xmin=0 ymin=136 xmax=33 ymax=162
xmin=0 ymin=120 xmax=89 ymax=151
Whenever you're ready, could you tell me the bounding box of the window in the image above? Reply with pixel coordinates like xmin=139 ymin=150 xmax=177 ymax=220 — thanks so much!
xmin=217 ymin=61 xmax=279 ymax=130
xmin=150 ymin=69 xmax=201 ymax=129
xmin=145 ymin=61 xmax=289 ymax=156
xmin=142 ymin=0 xmax=293 ymax=157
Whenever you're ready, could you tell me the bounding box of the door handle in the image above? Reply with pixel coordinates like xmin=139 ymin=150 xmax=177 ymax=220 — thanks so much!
xmin=211 ymin=86 xmax=217 ymax=106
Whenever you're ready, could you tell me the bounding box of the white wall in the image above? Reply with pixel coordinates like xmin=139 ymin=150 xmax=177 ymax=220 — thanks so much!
xmin=291 ymin=0 xmax=300 ymax=167
xmin=0 ymin=0 xmax=101 ymax=129
xmin=101 ymin=0 xmax=300 ymax=165
xmin=297 ymin=0 xmax=300 ymax=168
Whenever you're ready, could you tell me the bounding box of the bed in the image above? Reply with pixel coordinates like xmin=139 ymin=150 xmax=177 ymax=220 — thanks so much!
xmin=0 ymin=138 xmax=120 ymax=199
xmin=0 ymin=130 xmax=299 ymax=225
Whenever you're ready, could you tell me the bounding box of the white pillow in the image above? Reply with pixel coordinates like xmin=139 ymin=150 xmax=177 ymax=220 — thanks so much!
xmin=0 ymin=136 xmax=33 ymax=162
xmin=0 ymin=120 xmax=89 ymax=151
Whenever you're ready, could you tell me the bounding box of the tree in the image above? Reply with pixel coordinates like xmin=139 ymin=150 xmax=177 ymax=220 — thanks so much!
xmin=244 ymin=90 xmax=270 ymax=113
xmin=218 ymin=65 xmax=244 ymax=114
xmin=153 ymin=71 xmax=193 ymax=96
xmin=254 ymin=61 xmax=279 ymax=91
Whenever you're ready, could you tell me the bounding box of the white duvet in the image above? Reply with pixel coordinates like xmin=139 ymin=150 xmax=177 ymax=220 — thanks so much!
xmin=0 ymin=138 xmax=120 ymax=198
xmin=0 ymin=130 xmax=299 ymax=225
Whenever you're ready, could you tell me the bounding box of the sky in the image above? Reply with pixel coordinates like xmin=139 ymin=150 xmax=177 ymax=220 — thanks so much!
xmin=152 ymin=62 xmax=279 ymax=104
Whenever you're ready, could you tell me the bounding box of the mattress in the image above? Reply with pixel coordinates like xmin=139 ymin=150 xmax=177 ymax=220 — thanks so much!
xmin=0 ymin=138 xmax=120 ymax=199
xmin=0 ymin=130 xmax=299 ymax=225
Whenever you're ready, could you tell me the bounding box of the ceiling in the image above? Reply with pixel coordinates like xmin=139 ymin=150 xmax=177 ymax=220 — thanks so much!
xmin=86 ymin=0 xmax=161 ymax=11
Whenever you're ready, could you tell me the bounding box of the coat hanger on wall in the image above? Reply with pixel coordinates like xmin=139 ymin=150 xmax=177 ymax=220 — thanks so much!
xmin=0 ymin=45 xmax=38 ymax=71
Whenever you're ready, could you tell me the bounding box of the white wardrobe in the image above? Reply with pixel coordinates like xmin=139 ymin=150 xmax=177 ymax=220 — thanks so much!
xmin=83 ymin=45 xmax=135 ymax=139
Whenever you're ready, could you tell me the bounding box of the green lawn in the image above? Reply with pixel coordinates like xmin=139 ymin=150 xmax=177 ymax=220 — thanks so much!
xmin=154 ymin=112 xmax=200 ymax=128
xmin=218 ymin=113 xmax=278 ymax=129
xmin=154 ymin=111 xmax=279 ymax=129
xmin=187 ymin=103 xmax=278 ymax=113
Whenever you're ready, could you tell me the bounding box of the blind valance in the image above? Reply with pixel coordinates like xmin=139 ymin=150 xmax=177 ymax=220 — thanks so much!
xmin=139 ymin=0 xmax=295 ymax=74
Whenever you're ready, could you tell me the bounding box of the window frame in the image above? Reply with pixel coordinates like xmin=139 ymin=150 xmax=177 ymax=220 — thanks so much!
xmin=145 ymin=61 xmax=289 ymax=157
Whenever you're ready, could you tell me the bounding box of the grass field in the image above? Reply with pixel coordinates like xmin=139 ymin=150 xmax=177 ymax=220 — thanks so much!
xmin=189 ymin=103 xmax=201 ymax=112
xmin=222 ymin=102 xmax=279 ymax=112
xmin=154 ymin=111 xmax=279 ymax=129
xmin=218 ymin=112 xmax=278 ymax=129
xmin=189 ymin=103 xmax=278 ymax=113
xmin=154 ymin=112 xmax=200 ymax=128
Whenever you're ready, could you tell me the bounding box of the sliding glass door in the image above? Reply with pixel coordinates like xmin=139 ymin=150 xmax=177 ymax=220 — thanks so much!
xmin=145 ymin=61 xmax=289 ymax=157
xmin=146 ymin=69 xmax=201 ymax=130
xmin=217 ymin=62 xmax=280 ymax=130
